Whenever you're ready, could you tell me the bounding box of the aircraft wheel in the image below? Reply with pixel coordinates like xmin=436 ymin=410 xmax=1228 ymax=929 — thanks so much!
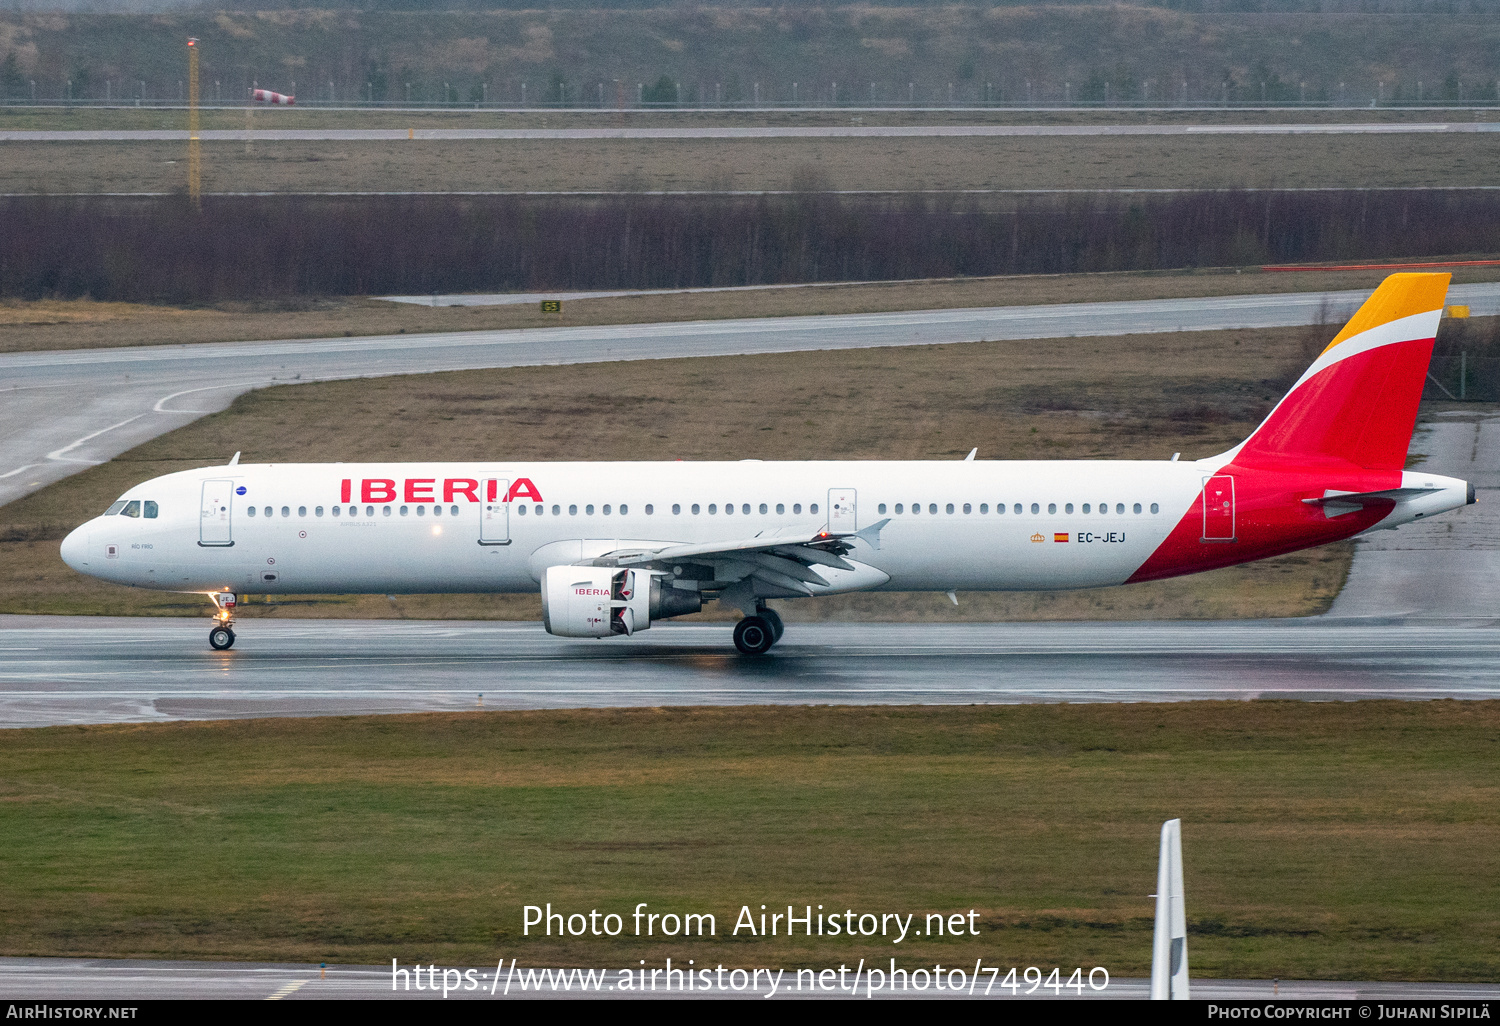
xmin=759 ymin=608 xmax=785 ymax=642
xmin=209 ymin=626 xmax=235 ymax=651
xmin=733 ymin=616 xmax=775 ymax=655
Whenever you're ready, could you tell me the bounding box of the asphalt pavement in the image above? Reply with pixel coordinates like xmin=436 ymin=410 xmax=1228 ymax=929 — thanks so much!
xmin=0 ymin=957 xmax=1493 ymax=1000
xmin=6 ymin=122 xmax=1500 ymax=141
xmin=3 ymin=616 xmax=1499 ymax=728
xmin=8 ymin=283 xmax=1500 ymax=508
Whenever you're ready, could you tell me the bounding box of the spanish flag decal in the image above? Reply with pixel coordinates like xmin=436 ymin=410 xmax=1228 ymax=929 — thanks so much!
xmin=1054 ymin=532 xmax=1069 ymax=543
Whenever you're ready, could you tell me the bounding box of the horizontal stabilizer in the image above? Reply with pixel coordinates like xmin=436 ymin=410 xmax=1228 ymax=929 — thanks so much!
xmin=1302 ymin=486 xmax=1441 ymax=517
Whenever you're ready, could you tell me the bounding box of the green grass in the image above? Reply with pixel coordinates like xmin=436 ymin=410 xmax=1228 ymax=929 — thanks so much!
xmin=2 ymin=702 xmax=1498 ymax=979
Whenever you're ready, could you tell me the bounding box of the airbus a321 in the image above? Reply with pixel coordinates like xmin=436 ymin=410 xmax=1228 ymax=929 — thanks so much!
xmin=60 ymin=273 xmax=1473 ymax=654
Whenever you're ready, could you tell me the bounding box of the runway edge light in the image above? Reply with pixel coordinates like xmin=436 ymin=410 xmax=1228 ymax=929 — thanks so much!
xmin=1150 ymin=818 xmax=1190 ymax=1000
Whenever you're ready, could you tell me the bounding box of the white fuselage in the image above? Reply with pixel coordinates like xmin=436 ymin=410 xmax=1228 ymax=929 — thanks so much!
xmin=61 ymin=459 xmax=1216 ymax=595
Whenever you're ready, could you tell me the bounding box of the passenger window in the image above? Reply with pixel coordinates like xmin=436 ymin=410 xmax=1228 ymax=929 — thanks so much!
xmin=645 ymin=505 xmax=653 ymax=515
xmin=432 ymin=505 xmax=441 ymax=517
xmin=980 ymin=503 xmax=988 ymax=514
xmin=332 ymin=506 xmax=341 ymax=517
xmin=793 ymin=504 xmax=801 ymax=514
xmin=401 ymin=505 xmax=411 ymax=516
xmin=672 ymin=504 xmax=681 ymax=515
xmin=144 ymin=501 xmax=159 ymax=518
xmin=586 ymin=505 xmax=595 ymax=515
xmin=552 ymin=505 xmax=561 ymax=515
xmin=570 ymin=505 xmax=578 ymax=515
xmin=1013 ymin=504 xmax=1022 ymax=514
xmin=692 ymin=504 xmax=701 ymax=514
xmin=1133 ymin=503 xmax=1142 ymax=514
xmin=603 ymin=505 xmax=611 ymax=515
xmin=709 ymin=504 xmax=718 ymax=514
xmin=247 ymin=506 xmax=257 ymax=518
xmin=316 ymin=506 xmax=324 ymax=517
xmin=518 ymin=505 xmax=527 ymax=516
xmin=744 ymin=504 xmax=752 ymax=515
xmin=298 ymin=506 xmax=307 ymax=517
xmin=759 ymin=503 xmax=767 ymax=514
xmin=416 ymin=506 xmax=425 ymax=516
xmin=1150 ymin=503 xmax=1160 ymax=514
xmin=1065 ymin=503 xmax=1073 ymax=514
xmin=104 ymin=501 xmax=127 ymax=516
xmin=724 ymin=503 xmax=733 ymax=515
xmin=1116 ymin=503 xmax=1125 ymax=514
xmin=928 ymin=504 xmax=937 ymax=515
xmin=894 ymin=503 xmax=903 ymax=514
xmin=994 ymin=503 xmax=1002 ymax=514
xmin=1047 ymin=503 xmax=1056 ymax=514
xmin=1083 ymin=503 xmax=1091 ymax=513
xmin=265 ymin=507 xmax=272 ymax=517
xmin=280 ymin=506 xmax=288 ymax=518
xmin=946 ymin=503 xmax=954 ymax=514
xmin=382 ymin=506 xmax=392 ymax=517
xmin=619 ymin=504 xmax=628 ymax=515
xmin=450 ymin=505 xmax=459 ymax=516
xmin=776 ymin=504 xmax=785 ymax=515
xmin=912 ymin=503 xmax=920 ymax=515
xmin=1031 ymin=503 xmax=1040 ymax=514
xmin=811 ymin=503 xmax=819 ymax=514
xmin=366 ymin=506 xmax=375 ymax=517
xmin=962 ymin=503 xmax=971 ymax=514
xmin=878 ymin=503 xmax=887 ymax=514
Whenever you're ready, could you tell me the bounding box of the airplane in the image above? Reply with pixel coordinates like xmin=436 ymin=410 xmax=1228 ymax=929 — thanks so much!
xmin=60 ymin=272 xmax=1473 ymax=655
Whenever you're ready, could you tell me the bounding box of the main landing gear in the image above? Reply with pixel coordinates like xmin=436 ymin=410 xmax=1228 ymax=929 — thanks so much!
xmin=208 ymin=592 xmax=237 ymax=651
xmin=733 ymin=606 xmax=785 ymax=656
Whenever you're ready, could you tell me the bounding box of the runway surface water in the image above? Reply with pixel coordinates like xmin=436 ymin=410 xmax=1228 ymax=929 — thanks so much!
xmin=3 ymin=616 xmax=1499 ymax=729
xmin=0 ymin=956 xmax=1494 ymax=1000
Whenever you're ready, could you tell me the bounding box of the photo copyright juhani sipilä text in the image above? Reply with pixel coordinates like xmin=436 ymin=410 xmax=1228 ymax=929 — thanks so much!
xmin=390 ymin=903 xmax=1111 ymax=997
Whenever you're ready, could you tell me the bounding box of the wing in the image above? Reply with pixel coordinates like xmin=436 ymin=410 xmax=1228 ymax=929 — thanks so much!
xmin=587 ymin=519 xmax=892 ymax=609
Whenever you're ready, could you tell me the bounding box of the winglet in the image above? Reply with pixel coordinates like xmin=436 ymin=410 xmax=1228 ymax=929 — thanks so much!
xmin=855 ymin=518 xmax=892 ymax=551
xmin=228 ymin=451 xmax=241 ymax=466
xmin=964 ymin=447 xmax=977 ymax=461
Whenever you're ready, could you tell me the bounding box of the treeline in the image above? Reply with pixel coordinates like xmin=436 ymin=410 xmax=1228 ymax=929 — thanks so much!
xmin=2 ymin=190 xmax=1498 ymax=304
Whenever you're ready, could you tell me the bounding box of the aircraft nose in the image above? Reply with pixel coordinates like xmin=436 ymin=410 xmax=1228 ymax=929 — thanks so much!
xmin=59 ymin=525 xmax=88 ymax=571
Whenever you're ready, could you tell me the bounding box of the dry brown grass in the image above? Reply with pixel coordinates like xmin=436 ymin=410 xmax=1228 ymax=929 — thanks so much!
xmin=0 ymin=324 xmax=1353 ymax=621
xmin=5 ymin=133 xmax=1500 ymax=195
xmin=7 ymin=264 xmax=1498 ymax=354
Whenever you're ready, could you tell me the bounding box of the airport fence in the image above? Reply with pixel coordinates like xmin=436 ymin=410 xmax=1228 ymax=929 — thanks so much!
xmin=1 ymin=190 xmax=1499 ymax=304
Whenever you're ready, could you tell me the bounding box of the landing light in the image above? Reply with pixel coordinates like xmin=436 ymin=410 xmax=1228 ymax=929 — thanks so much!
xmin=432 ymin=524 xmax=443 ymax=536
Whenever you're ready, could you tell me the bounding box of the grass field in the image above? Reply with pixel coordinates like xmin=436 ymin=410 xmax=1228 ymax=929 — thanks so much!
xmin=2 ymin=702 xmax=1496 ymax=978
xmin=7 ymin=133 xmax=1500 ymax=195
xmin=6 ymin=265 xmax=1499 ymax=355
xmin=0 ymin=324 xmax=1356 ymax=622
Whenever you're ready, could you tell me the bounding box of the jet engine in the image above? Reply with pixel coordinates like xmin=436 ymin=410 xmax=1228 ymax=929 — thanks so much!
xmin=541 ymin=566 xmax=702 ymax=638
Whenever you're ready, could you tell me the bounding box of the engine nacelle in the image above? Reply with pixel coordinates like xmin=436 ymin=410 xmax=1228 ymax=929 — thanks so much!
xmin=541 ymin=565 xmax=702 ymax=638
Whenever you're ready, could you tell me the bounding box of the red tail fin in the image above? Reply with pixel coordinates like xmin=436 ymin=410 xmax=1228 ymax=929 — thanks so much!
xmin=1236 ymin=272 xmax=1450 ymax=471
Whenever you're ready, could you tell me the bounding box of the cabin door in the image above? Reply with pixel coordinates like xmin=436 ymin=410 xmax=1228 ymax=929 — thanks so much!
xmin=199 ymin=479 xmax=235 ymax=547
xmin=1200 ymin=475 xmax=1236 ymax=542
xmin=479 ymin=478 xmax=511 ymax=545
xmin=827 ymin=488 xmax=857 ymax=532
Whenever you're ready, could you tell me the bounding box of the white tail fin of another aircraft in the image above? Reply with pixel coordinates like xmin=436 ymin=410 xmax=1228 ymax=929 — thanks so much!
xmin=1150 ymin=818 xmax=1190 ymax=1000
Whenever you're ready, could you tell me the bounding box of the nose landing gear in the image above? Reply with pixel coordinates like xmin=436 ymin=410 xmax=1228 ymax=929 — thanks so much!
xmin=732 ymin=605 xmax=785 ymax=655
xmin=208 ymin=592 xmax=237 ymax=651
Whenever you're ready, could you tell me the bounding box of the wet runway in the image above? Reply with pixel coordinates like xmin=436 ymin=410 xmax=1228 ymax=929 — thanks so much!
xmin=8 ymin=283 xmax=1500 ymax=508
xmin=3 ymin=616 xmax=1498 ymax=728
xmin=0 ymin=956 xmax=1494 ymax=1000
xmin=7 ymin=121 xmax=1500 ymax=141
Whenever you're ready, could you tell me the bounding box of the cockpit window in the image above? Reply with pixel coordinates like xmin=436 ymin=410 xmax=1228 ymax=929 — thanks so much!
xmin=143 ymin=501 xmax=158 ymax=519
xmin=120 ymin=501 xmax=141 ymax=518
xmin=104 ymin=501 xmax=127 ymax=516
